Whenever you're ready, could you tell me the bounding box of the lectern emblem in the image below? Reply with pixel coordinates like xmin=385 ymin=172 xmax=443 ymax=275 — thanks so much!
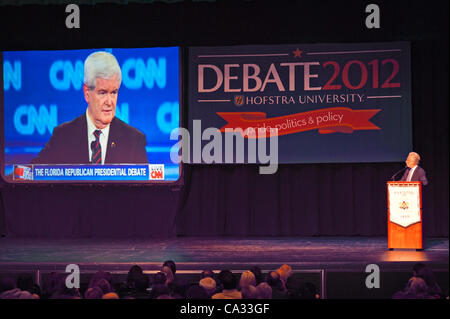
xmin=399 ymin=201 xmax=409 ymax=210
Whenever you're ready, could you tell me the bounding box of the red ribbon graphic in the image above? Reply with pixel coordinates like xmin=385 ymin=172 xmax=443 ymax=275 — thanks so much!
xmin=217 ymin=107 xmax=381 ymax=138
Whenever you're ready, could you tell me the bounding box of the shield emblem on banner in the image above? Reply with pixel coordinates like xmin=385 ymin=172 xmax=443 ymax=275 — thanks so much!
xmin=234 ymin=95 xmax=244 ymax=106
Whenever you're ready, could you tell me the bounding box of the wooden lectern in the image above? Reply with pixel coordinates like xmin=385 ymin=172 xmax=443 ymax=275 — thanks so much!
xmin=387 ymin=181 xmax=422 ymax=249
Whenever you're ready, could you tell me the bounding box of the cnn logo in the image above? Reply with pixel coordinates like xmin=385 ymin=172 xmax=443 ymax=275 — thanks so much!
xmin=149 ymin=165 xmax=164 ymax=180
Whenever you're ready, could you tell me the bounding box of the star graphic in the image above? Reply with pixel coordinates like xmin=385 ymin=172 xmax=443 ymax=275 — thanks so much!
xmin=293 ymin=48 xmax=303 ymax=58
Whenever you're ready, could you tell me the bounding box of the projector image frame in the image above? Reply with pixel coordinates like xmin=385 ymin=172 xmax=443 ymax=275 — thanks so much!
xmin=0 ymin=47 xmax=184 ymax=185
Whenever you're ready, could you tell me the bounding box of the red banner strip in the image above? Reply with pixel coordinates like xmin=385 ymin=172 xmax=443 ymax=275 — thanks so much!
xmin=217 ymin=107 xmax=381 ymax=138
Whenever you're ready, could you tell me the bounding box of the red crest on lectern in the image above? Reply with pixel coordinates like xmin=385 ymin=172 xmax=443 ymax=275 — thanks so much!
xmin=399 ymin=201 xmax=409 ymax=210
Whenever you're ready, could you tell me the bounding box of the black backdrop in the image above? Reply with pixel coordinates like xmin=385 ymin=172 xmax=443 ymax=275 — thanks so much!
xmin=0 ymin=0 xmax=448 ymax=238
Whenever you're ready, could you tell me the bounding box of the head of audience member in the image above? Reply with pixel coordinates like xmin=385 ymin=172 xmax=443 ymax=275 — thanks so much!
xmin=162 ymin=266 xmax=175 ymax=285
xmin=199 ymin=277 xmax=216 ymax=297
xmin=218 ymin=270 xmax=237 ymax=291
xmin=14 ymin=275 xmax=41 ymax=298
xmin=417 ymin=267 xmax=442 ymax=297
xmin=162 ymin=260 xmax=177 ymax=276
xmin=239 ymin=271 xmax=256 ymax=290
xmin=186 ymin=284 xmax=209 ymax=299
xmin=250 ymin=266 xmax=264 ymax=285
xmin=241 ymin=285 xmax=258 ymax=299
xmin=127 ymin=265 xmax=143 ymax=277
xmin=256 ymin=282 xmax=272 ymax=299
xmin=41 ymin=272 xmax=63 ymax=299
xmin=276 ymin=264 xmax=293 ymax=286
xmin=102 ymin=292 xmax=119 ymax=299
xmin=89 ymin=271 xmax=114 ymax=290
xmin=406 ymin=277 xmax=431 ymax=298
xmin=51 ymin=274 xmax=81 ymax=299
xmin=127 ymin=265 xmax=144 ymax=289
xmin=95 ymin=278 xmax=113 ymax=295
xmin=0 ymin=276 xmax=37 ymax=299
xmin=84 ymin=286 xmax=103 ymax=299
xmin=266 ymin=271 xmax=283 ymax=290
xmin=153 ymin=272 xmax=167 ymax=286
xmin=201 ymin=269 xmax=215 ymax=279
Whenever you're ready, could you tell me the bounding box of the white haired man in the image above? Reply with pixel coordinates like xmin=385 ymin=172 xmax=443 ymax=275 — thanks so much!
xmin=32 ymin=51 xmax=148 ymax=164
xmin=400 ymin=152 xmax=428 ymax=185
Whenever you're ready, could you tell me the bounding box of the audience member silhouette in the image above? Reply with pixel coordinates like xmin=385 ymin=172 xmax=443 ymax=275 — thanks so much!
xmin=212 ymin=270 xmax=242 ymax=299
xmin=392 ymin=277 xmax=436 ymax=299
xmin=3 ymin=262 xmax=444 ymax=299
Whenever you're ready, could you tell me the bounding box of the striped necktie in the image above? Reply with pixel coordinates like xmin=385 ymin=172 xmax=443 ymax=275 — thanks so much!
xmin=91 ymin=130 xmax=102 ymax=164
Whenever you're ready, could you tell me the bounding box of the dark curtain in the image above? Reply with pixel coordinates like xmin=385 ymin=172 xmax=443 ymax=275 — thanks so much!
xmin=0 ymin=0 xmax=448 ymax=238
xmin=177 ymin=162 xmax=446 ymax=237
xmin=177 ymin=164 xmax=392 ymax=236
xmin=0 ymin=186 xmax=179 ymax=238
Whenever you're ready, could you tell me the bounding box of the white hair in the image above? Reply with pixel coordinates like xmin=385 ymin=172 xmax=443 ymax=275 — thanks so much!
xmin=84 ymin=51 xmax=122 ymax=90
xmin=409 ymin=152 xmax=421 ymax=163
xmin=199 ymin=277 xmax=216 ymax=296
xmin=239 ymin=271 xmax=256 ymax=288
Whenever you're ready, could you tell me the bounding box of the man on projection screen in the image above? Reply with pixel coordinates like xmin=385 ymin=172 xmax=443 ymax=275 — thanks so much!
xmin=31 ymin=51 xmax=148 ymax=165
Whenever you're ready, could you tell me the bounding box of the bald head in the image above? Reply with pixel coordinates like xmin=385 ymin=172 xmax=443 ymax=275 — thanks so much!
xmin=406 ymin=152 xmax=420 ymax=168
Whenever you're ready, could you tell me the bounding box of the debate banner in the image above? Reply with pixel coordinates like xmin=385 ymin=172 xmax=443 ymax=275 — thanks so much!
xmin=188 ymin=42 xmax=412 ymax=164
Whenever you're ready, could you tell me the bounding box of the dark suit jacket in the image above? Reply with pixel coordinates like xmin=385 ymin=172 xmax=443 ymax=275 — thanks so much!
xmin=400 ymin=165 xmax=428 ymax=185
xmin=31 ymin=114 xmax=148 ymax=164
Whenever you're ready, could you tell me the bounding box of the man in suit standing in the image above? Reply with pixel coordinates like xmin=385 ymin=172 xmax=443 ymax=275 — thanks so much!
xmin=399 ymin=152 xmax=429 ymax=250
xmin=400 ymin=152 xmax=428 ymax=185
xmin=31 ymin=51 xmax=148 ymax=165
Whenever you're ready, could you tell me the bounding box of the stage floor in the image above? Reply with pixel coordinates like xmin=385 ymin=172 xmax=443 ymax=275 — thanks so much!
xmin=0 ymin=237 xmax=448 ymax=272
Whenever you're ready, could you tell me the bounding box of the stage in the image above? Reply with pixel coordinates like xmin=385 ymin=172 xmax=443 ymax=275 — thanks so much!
xmin=0 ymin=236 xmax=448 ymax=270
